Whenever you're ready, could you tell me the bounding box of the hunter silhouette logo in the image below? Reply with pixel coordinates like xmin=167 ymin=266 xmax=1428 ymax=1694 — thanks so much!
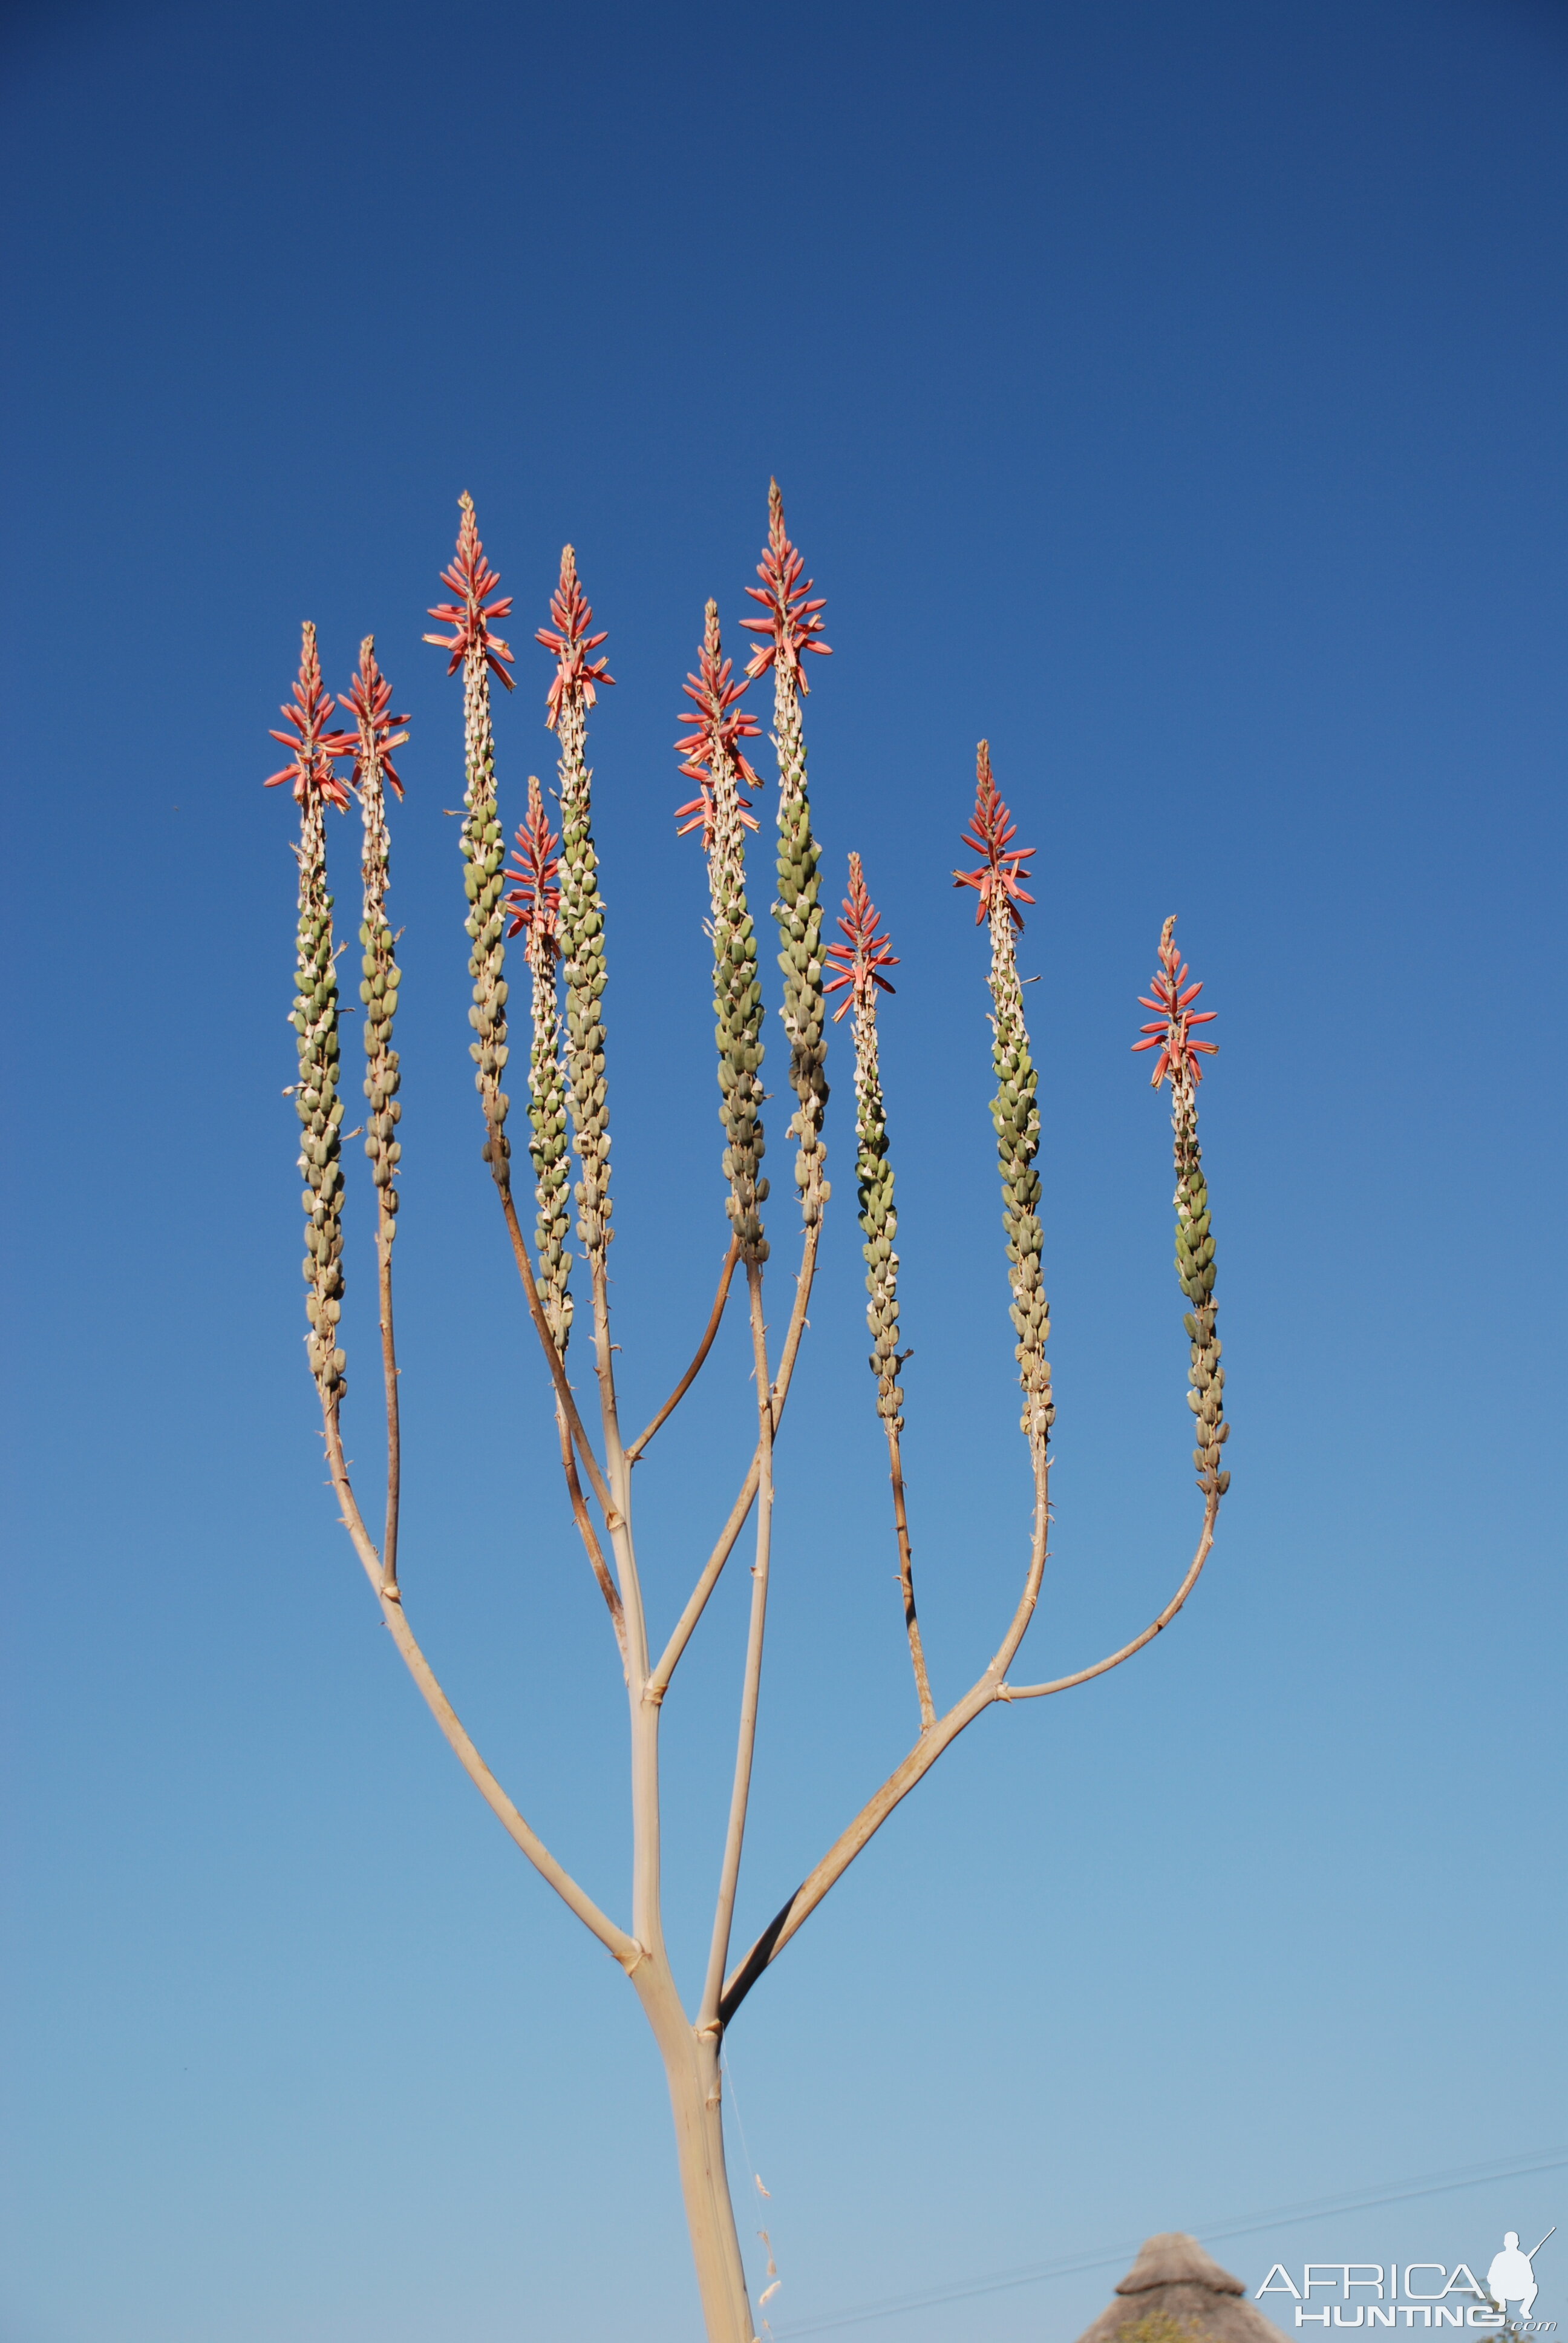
xmin=1258 ymin=2235 xmax=1558 ymax=2333
xmin=1489 ymin=2233 xmax=1555 ymax=2322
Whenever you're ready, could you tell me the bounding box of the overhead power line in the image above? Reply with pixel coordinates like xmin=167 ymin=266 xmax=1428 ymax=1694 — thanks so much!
xmin=772 ymin=2141 xmax=1568 ymax=2339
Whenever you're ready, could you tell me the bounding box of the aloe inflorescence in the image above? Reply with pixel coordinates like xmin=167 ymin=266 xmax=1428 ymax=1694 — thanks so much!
xmin=825 ymin=854 xmax=903 ymax=1424
xmin=743 ymin=481 xmax=833 ymax=1228
xmin=676 ymin=601 xmax=769 ymax=1263
xmin=426 ymin=493 xmax=516 ymax=1183
xmin=1134 ymin=916 xmax=1229 ymax=1497
xmin=267 ymin=622 xmax=355 ymax=1409
xmin=538 ymin=549 xmax=615 ymax=1276
xmin=506 ymin=774 xmax=572 ymax=1352
xmin=955 ymin=744 xmax=1054 ymax=1453
xmin=342 ymin=637 xmax=410 ymax=1221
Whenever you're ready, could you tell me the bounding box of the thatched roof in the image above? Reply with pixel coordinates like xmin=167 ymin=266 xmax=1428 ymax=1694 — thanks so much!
xmin=1073 ymin=2235 xmax=1280 ymax=2343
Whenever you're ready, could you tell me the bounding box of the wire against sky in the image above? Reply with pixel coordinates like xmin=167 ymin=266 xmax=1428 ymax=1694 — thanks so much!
xmin=772 ymin=2145 xmax=1568 ymax=2339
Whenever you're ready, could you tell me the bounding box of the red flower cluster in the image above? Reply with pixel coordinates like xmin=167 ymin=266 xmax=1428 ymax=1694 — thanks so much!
xmin=505 ymin=775 xmax=563 ymax=949
xmin=1132 ymin=917 xmax=1218 ymax=1088
xmin=537 ymin=545 xmax=613 ymax=732
xmin=341 ymin=637 xmax=410 ymax=799
xmin=825 ymin=853 xmax=899 ymax=1024
xmin=425 ymin=493 xmax=515 ymax=689
xmin=674 ymin=604 xmax=761 ymax=850
xmin=952 ymin=742 xmax=1035 ymax=929
xmin=265 ymin=621 xmax=353 ymax=808
xmin=741 ymin=478 xmax=832 ymax=691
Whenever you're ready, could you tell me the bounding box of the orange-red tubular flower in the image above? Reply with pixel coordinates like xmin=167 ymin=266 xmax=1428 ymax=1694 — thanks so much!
xmin=673 ymin=606 xmax=761 ymax=848
xmin=740 ymin=477 xmax=832 ymax=689
xmin=341 ymin=638 xmax=410 ymax=799
xmin=952 ymin=741 xmax=1035 ymax=929
xmin=1132 ymin=917 xmax=1218 ymax=1088
xmin=506 ymin=775 xmax=563 ymax=948
xmin=537 ymin=547 xmax=613 ymax=732
xmin=425 ymin=493 xmax=515 ymax=689
xmin=266 ymin=621 xmax=354 ymax=807
xmin=824 ymin=853 xmax=899 ymax=1024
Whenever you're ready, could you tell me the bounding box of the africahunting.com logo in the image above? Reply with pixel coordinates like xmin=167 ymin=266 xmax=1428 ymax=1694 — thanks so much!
xmin=1258 ymin=2232 xmax=1557 ymax=2333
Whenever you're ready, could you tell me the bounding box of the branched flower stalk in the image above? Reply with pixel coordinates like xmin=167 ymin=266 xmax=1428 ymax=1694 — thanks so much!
xmin=507 ymin=775 xmax=573 ymax=1353
xmin=426 ymin=493 xmax=516 ymax=1184
xmin=506 ymin=767 xmax=624 ymax=1650
xmin=742 ymin=480 xmax=832 ymax=1227
xmin=677 ymin=601 xmax=769 ymax=1263
xmin=825 ymin=855 xmax=934 ymax=1727
xmin=267 ymin=490 xmax=1239 ymax=2343
xmin=1134 ymin=916 xmax=1229 ymax=1496
xmin=267 ymin=622 xmax=354 ymax=1414
xmin=955 ymin=743 xmax=1054 ymax=1451
xmin=341 ymin=636 xmax=410 ymax=1586
xmin=538 ymin=549 xmax=616 ymax=1276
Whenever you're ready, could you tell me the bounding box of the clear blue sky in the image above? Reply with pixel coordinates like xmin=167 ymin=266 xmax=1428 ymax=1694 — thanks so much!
xmin=2 ymin=4 xmax=1563 ymax=2341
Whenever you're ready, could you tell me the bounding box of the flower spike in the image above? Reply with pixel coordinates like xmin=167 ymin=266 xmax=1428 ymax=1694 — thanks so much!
xmin=742 ymin=477 xmax=832 ymax=690
xmin=538 ymin=546 xmax=613 ymax=732
xmin=341 ymin=638 xmax=410 ymax=800
xmin=272 ymin=621 xmax=350 ymax=1414
xmin=266 ymin=620 xmax=353 ymax=807
xmin=1134 ymin=914 xmax=1230 ymax=1499
xmin=1132 ymin=914 xmax=1218 ymax=1089
xmin=825 ymin=853 xmax=899 ymax=1024
xmin=539 ymin=549 xmax=616 ymax=1271
xmin=674 ymin=602 xmax=761 ymax=847
xmin=754 ymin=479 xmax=832 ymax=1228
xmin=953 ymin=741 xmax=1035 ymax=929
xmin=506 ymin=776 xmax=563 ymax=949
xmin=679 ymin=601 xmax=770 ymax=1263
xmin=959 ymin=739 xmax=1052 ymax=1450
xmin=425 ymin=493 xmax=515 ymax=690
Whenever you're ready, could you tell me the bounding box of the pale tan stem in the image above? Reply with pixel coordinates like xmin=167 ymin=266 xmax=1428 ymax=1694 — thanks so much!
xmin=377 ymin=1216 xmax=401 ymax=1593
xmin=555 ymin=1396 xmax=627 ymax=1665
xmin=650 ymin=1455 xmax=763 ymax=1708
xmin=720 ymin=1472 xmax=1225 ymax=2020
xmin=626 ymin=1239 xmax=741 ymax=1466
xmin=590 ymin=1256 xmax=650 ymax=1690
xmin=999 ymin=1496 xmax=1219 ymax=1699
xmin=648 ymin=1222 xmax=819 ymax=1702
xmin=699 ymin=1267 xmax=775 ymax=2030
xmin=632 ymin=1955 xmax=757 ymax=2342
xmin=883 ymin=1420 xmax=935 ymax=1730
xmin=492 ymin=1174 xmax=616 ymax=1522
xmin=592 ymin=1257 xmax=625 ymax=1482
xmin=720 ymin=1450 xmax=1052 ymax=2022
xmin=319 ymin=1404 xmax=638 ymax=1969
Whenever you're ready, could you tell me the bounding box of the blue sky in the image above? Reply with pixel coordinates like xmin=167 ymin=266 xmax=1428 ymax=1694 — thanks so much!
xmin=2 ymin=4 xmax=1563 ymax=2340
